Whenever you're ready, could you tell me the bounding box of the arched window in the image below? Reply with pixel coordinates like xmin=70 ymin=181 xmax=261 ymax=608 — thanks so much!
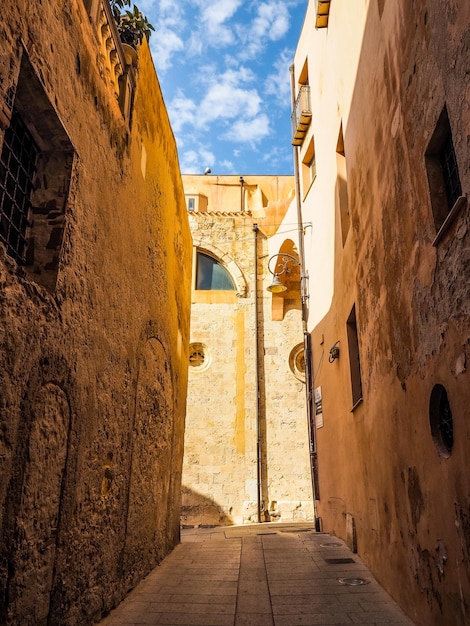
xmin=196 ymin=251 xmax=235 ymax=291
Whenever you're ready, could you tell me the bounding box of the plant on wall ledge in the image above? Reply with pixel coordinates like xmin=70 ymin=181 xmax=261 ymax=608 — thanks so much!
xmin=110 ymin=0 xmax=155 ymax=49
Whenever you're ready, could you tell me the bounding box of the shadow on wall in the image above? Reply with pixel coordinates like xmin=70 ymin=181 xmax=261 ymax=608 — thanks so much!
xmin=181 ymin=486 xmax=234 ymax=527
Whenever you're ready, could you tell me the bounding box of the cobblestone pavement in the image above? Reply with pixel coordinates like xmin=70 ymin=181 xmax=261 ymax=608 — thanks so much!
xmin=99 ymin=523 xmax=414 ymax=626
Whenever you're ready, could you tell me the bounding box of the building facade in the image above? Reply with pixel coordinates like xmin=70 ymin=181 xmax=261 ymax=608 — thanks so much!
xmin=292 ymin=1 xmax=470 ymax=624
xmin=0 ymin=2 xmax=191 ymax=624
xmin=181 ymin=174 xmax=314 ymax=526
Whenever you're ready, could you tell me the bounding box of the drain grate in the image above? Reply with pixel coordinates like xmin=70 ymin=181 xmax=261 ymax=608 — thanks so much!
xmin=338 ymin=577 xmax=370 ymax=586
xmin=324 ymin=557 xmax=356 ymax=564
xmin=320 ymin=542 xmax=343 ymax=547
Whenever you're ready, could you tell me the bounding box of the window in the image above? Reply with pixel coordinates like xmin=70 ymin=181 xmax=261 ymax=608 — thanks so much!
xmin=289 ymin=343 xmax=306 ymax=382
xmin=0 ymin=51 xmax=74 ymax=292
xmin=0 ymin=113 xmax=38 ymax=264
xmin=425 ymin=106 xmax=464 ymax=238
xmin=429 ymin=384 xmax=454 ymax=458
xmin=302 ymin=136 xmax=316 ymax=196
xmin=196 ymin=251 xmax=235 ymax=291
xmin=187 ymin=197 xmax=196 ymax=211
xmin=336 ymin=123 xmax=350 ymax=246
xmin=346 ymin=305 xmax=363 ymax=409
xmin=188 ymin=342 xmax=211 ymax=371
xmin=185 ymin=194 xmax=208 ymax=213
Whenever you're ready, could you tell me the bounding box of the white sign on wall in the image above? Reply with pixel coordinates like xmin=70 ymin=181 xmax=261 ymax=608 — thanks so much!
xmin=314 ymin=386 xmax=324 ymax=428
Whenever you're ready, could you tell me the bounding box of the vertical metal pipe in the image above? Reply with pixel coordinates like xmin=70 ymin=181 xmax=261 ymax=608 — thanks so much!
xmin=253 ymin=223 xmax=262 ymax=523
xmin=289 ymin=63 xmax=319 ymax=526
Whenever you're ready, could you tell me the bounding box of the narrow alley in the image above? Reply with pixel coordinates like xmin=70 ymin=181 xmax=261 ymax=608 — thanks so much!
xmin=100 ymin=523 xmax=414 ymax=626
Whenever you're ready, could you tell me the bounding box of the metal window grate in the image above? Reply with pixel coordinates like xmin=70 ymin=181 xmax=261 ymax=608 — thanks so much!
xmin=439 ymin=134 xmax=462 ymax=210
xmin=0 ymin=112 xmax=38 ymax=264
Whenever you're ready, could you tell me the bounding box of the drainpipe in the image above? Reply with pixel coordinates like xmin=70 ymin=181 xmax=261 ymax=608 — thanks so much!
xmin=253 ymin=223 xmax=262 ymax=523
xmin=290 ymin=64 xmax=320 ymax=529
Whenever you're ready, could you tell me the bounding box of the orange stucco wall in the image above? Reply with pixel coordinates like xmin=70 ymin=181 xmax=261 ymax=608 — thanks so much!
xmin=295 ymin=1 xmax=470 ymax=624
xmin=0 ymin=2 xmax=191 ymax=624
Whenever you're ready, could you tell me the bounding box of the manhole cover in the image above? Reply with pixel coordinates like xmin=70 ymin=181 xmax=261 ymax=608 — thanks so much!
xmin=320 ymin=542 xmax=343 ymax=547
xmin=324 ymin=558 xmax=355 ymax=564
xmin=338 ymin=577 xmax=370 ymax=586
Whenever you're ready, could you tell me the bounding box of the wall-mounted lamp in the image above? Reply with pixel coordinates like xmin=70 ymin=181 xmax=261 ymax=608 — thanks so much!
xmin=267 ymin=273 xmax=287 ymax=293
xmin=328 ymin=340 xmax=340 ymax=363
xmin=266 ymin=252 xmax=308 ymax=299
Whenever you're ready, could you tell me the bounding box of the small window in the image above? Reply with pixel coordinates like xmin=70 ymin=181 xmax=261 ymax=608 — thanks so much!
xmin=429 ymin=384 xmax=454 ymax=458
xmin=336 ymin=123 xmax=350 ymax=246
xmin=188 ymin=342 xmax=211 ymax=372
xmin=298 ymin=58 xmax=309 ymax=87
xmin=187 ymin=197 xmax=196 ymax=212
xmin=425 ymin=106 xmax=463 ymax=233
xmin=347 ymin=305 xmax=363 ymax=409
xmin=289 ymin=343 xmax=306 ymax=382
xmin=196 ymin=251 xmax=235 ymax=291
xmin=302 ymin=137 xmax=316 ymax=196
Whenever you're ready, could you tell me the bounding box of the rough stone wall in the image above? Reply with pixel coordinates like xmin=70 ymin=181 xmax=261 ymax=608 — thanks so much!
xmin=0 ymin=2 xmax=191 ymax=624
xmin=181 ymin=175 xmax=314 ymax=527
xmin=294 ymin=0 xmax=470 ymax=624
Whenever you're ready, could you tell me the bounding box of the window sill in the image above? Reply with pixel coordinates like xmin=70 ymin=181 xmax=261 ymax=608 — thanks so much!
xmin=350 ymin=397 xmax=363 ymax=413
xmin=432 ymin=195 xmax=468 ymax=246
xmin=302 ymin=175 xmax=316 ymax=201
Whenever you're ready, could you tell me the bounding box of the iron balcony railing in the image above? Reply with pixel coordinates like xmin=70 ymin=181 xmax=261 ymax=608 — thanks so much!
xmin=291 ymin=85 xmax=312 ymax=146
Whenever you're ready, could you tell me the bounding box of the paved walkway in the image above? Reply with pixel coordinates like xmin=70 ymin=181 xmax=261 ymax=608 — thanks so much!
xmin=100 ymin=523 xmax=414 ymax=625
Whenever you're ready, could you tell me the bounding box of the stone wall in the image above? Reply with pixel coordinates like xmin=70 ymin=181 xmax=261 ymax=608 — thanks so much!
xmin=0 ymin=2 xmax=191 ymax=624
xmin=182 ymin=175 xmax=314 ymax=527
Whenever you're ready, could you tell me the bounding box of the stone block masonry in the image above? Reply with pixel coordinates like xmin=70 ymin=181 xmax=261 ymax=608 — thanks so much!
xmin=182 ymin=175 xmax=315 ymax=528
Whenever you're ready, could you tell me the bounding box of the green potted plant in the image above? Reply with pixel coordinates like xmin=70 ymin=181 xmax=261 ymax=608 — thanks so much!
xmin=110 ymin=0 xmax=155 ymax=49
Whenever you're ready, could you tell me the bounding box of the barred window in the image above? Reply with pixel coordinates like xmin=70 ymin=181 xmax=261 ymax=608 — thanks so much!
xmin=439 ymin=133 xmax=462 ymax=212
xmin=0 ymin=112 xmax=38 ymax=264
xmin=0 ymin=50 xmax=74 ymax=292
xmin=425 ymin=106 xmax=463 ymax=235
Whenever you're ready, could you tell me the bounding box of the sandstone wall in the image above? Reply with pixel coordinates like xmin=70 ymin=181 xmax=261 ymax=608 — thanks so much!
xmin=182 ymin=175 xmax=314 ymax=527
xmin=0 ymin=2 xmax=191 ymax=624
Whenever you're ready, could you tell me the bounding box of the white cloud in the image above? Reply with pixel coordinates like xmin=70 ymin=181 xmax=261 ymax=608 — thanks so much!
xmin=197 ymin=73 xmax=261 ymax=128
xmin=200 ymin=0 xmax=242 ymax=44
xmin=167 ymin=91 xmax=197 ymax=133
xmin=167 ymin=67 xmax=262 ymax=134
xmin=199 ymin=0 xmax=242 ymax=24
xmin=219 ymin=159 xmax=235 ymax=172
xmin=179 ymin=149 xmax=200 ymax=173
xmin=252 ymin=3 xmax=290 ymax=40
xmin=178 ymin=146 xmax=215 ymax=174
xmin=223 ymin=113 xmax=270 ymax=144
xmin=265 ymin=48 xmax=293 ymax=108
xmin=144 ymin=0 xmax=186 ymax=71
xmin=237 ymin=2 xmax=290 ymax=61
xmin=150 ymin=27 xmax=184 ymax=71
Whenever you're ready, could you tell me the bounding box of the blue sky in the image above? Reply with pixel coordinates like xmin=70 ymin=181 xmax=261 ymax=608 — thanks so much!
xmin=137 ymin=0 xmax=307 ymax=175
